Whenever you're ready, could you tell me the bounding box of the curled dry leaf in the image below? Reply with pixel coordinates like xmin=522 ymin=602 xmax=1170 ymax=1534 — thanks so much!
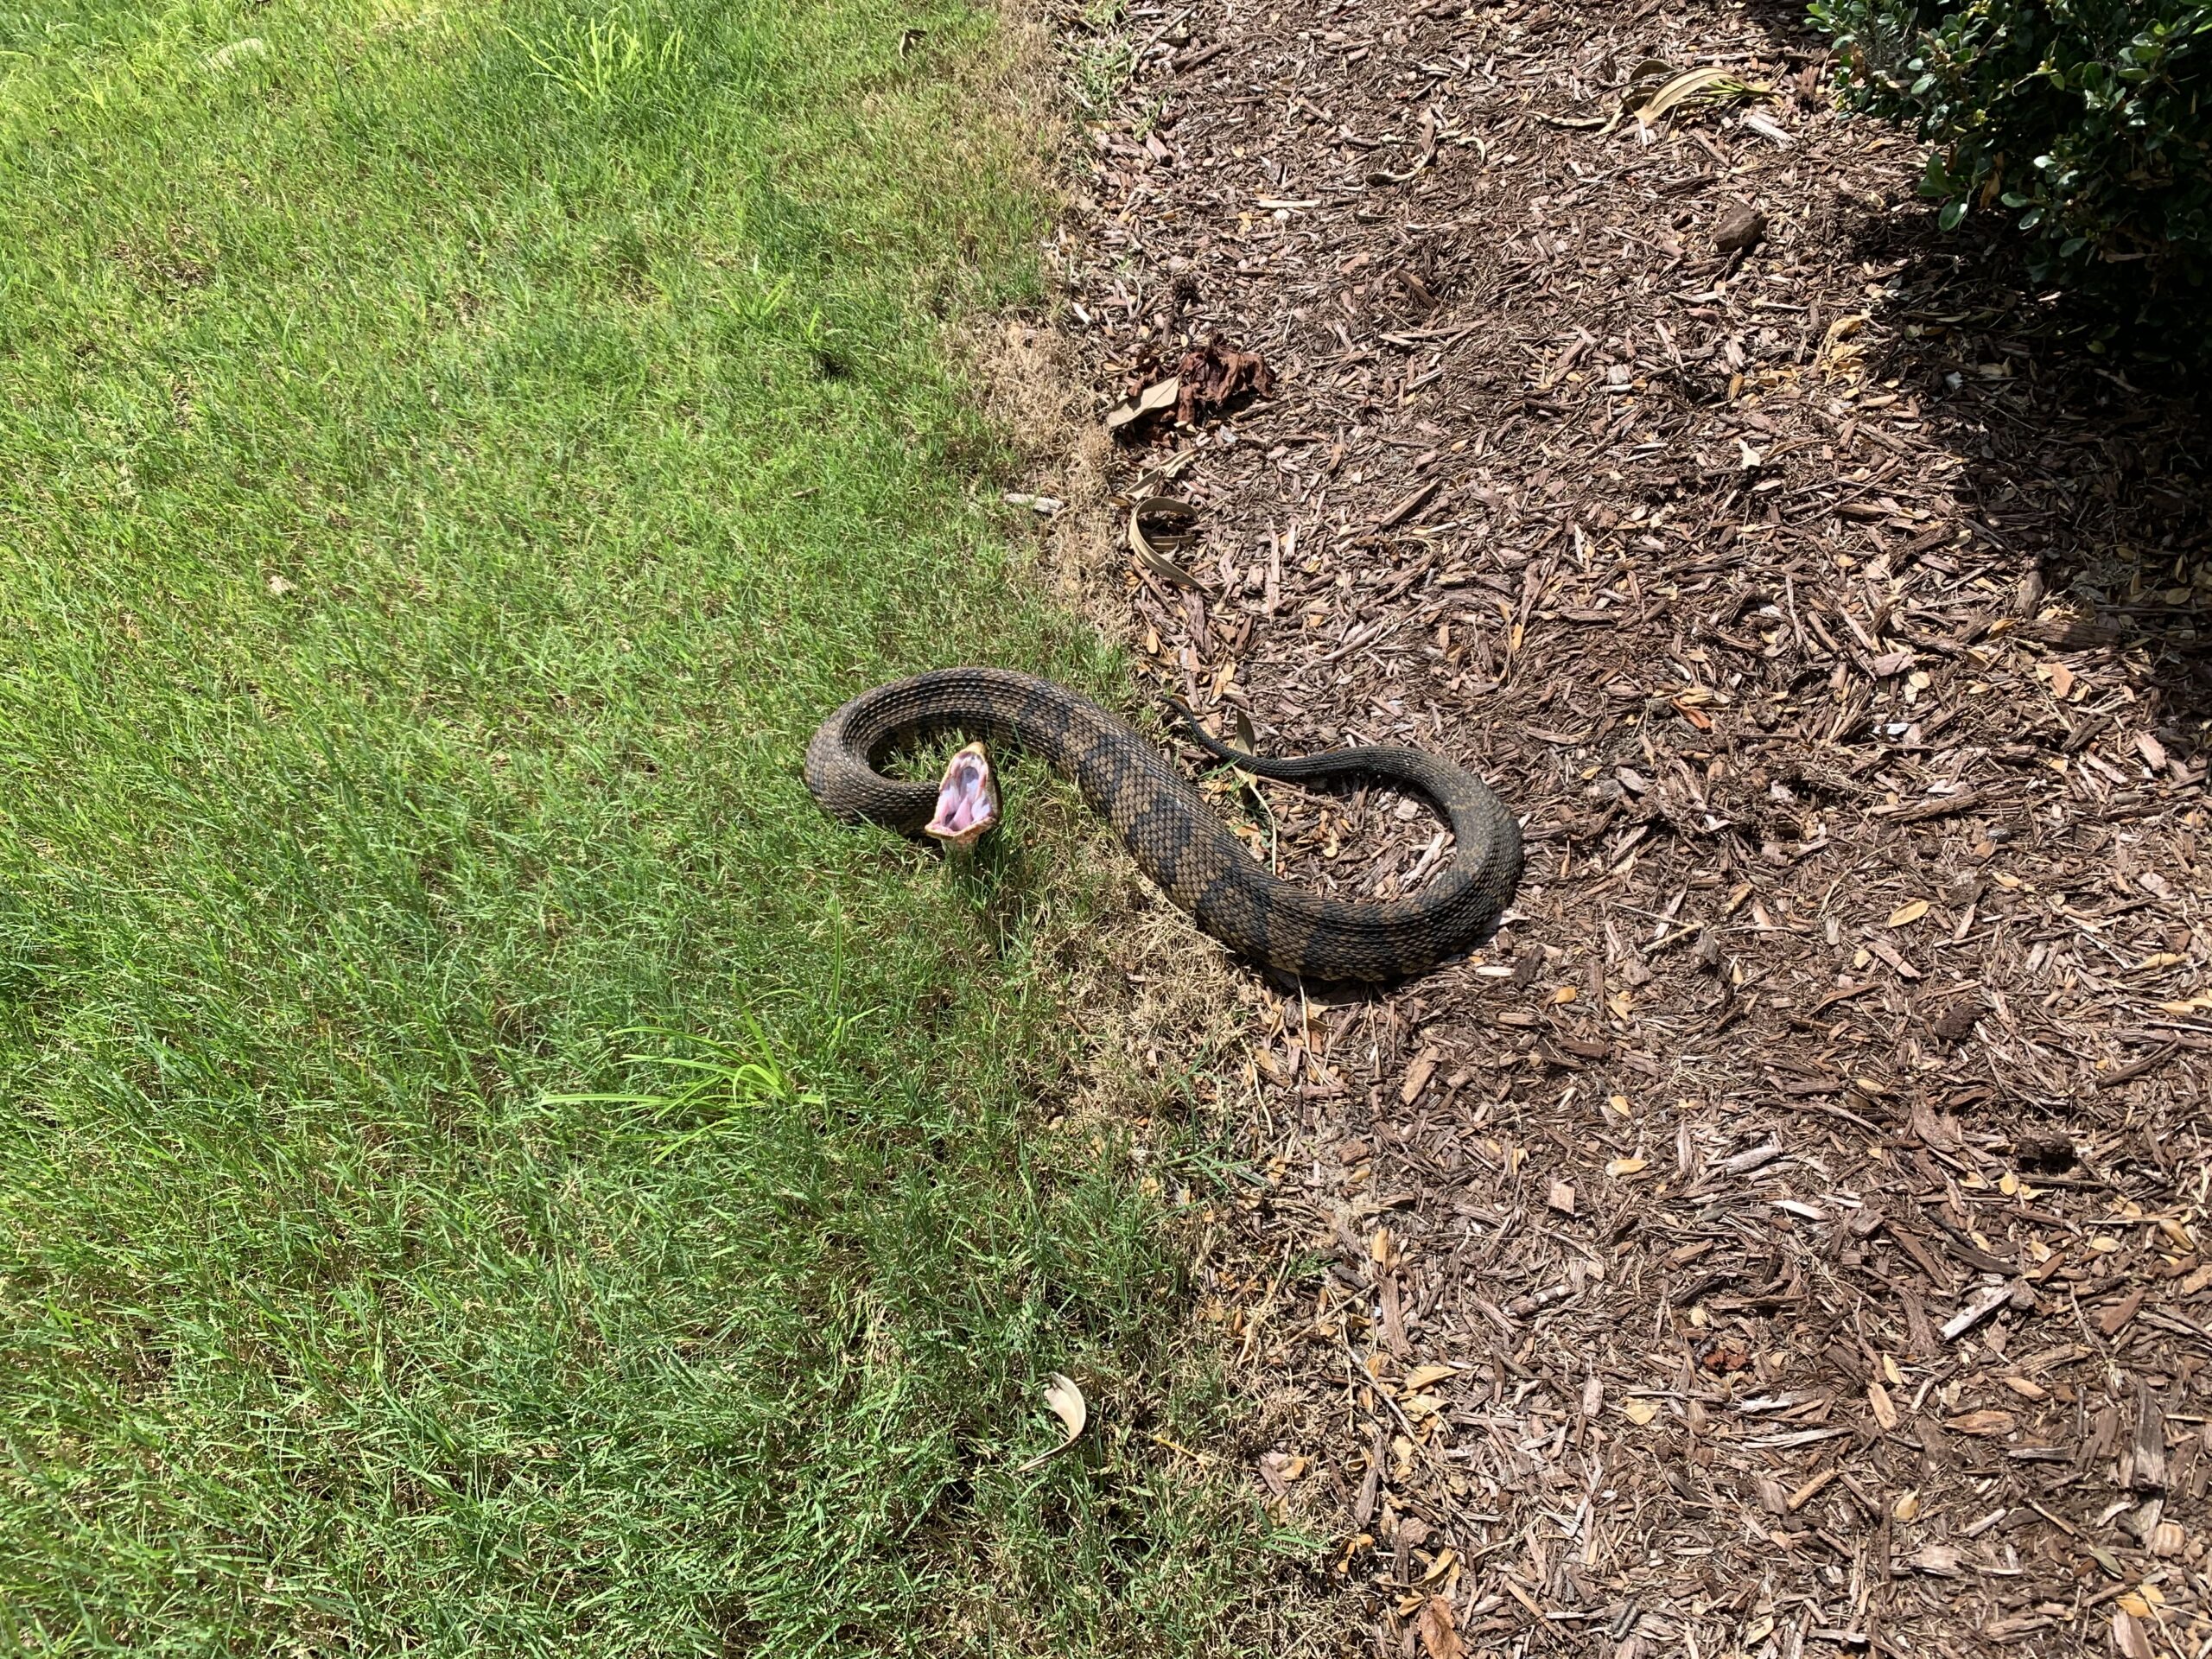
xmin=1104 ymin=376 xmax=1179 ymax=437
xmin=1015 ymin=1371 xmax=1088 ymax=1473
xmin=1128 ymin=497 xmax=1205 ymax=590
xmin=1173 ymin=337 xmax=1273 ymax=425
xmin=1630 ymin=64 xmax=1771 ymax=128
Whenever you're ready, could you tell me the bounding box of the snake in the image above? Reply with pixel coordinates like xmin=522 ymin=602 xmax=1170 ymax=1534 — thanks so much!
xmin=804 ymin=668 xmax=1522 ymax=981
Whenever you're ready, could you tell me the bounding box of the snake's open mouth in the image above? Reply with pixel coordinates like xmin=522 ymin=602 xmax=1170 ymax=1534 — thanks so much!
xmin=924 ymin=741 xmax=999 ymax=849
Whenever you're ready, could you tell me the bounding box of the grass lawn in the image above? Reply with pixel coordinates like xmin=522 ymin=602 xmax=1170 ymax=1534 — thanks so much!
xmin=0 ymin=2 xmax=1274 ymax=1651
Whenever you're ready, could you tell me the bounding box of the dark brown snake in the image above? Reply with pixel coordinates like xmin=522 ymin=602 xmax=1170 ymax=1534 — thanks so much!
xmin=804 ymin=668 xmax=1522 ymax=981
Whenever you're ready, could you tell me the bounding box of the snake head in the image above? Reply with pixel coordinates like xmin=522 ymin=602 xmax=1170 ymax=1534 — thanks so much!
xmin=924 ymin=741 xmax=999 ymax=849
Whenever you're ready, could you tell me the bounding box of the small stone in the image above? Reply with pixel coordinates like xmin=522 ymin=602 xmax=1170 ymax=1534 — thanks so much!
xmin=1713 ymin=204 xmax=1768 ymax=254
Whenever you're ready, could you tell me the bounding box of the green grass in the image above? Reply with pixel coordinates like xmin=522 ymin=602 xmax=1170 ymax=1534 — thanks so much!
xmin=0 ymin=1 xmax=1277 ymax=1651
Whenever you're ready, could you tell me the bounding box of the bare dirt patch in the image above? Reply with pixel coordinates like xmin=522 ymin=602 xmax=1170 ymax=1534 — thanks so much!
xmin=1034 ymin=0 xmax=2212 ymax=1652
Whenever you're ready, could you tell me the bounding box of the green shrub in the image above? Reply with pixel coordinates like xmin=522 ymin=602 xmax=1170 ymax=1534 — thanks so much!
xmin=1812 ymin=0 xmax=2212 ymax=302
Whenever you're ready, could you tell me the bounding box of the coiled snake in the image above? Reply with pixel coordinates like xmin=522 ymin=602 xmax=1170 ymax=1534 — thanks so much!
xmin=804 ymin=668 xmax=1522 ymax=981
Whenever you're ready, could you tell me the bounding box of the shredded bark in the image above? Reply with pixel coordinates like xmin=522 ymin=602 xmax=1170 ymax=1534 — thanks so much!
xmin=1042 ymin=0 xmax=2212 ymax=1651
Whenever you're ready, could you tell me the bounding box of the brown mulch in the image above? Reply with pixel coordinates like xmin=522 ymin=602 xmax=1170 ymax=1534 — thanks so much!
xmin=1033 ymin=0 xmax=2212 ymax=1653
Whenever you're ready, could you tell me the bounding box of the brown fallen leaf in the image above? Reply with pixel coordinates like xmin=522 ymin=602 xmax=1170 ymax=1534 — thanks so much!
xmin=1127 ymin=497 xmax=1205 ymax=589
xmin=1417 ymin=1594 xmax=1465 ymax=1659
xmin=1256 ymin=1449 xmax=1305 ymax=1497
xmin=1015 ymin=1372 xmax=1088 ymax=1472
xmin=2113 ymin=1610 xmax=2155 ymax=1659
xmin=1104 ymin=376 xmax=1179 ymax=436
xmin=1173 ymin=336 xmax=1273 ymax=424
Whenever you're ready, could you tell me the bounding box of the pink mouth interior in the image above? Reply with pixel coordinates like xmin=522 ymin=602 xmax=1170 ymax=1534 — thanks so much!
xmin=925 ymin=745 xmax=997 ymax=846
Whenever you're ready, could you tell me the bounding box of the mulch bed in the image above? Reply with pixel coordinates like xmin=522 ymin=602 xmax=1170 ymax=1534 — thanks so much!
xmin=1037 ymin=0 xmax=2212 ymax=1653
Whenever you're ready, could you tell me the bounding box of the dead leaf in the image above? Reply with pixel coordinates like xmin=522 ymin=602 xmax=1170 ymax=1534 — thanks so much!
xmin=1622 ymin=1397 xmax=1659 ymax=1426
xmin=1015 ymin=1372 xmax=1088 ymax=1472
xmin=1887 ymin=899 xmax=1931 ymax=927
xmin=2113 ymin=1610 xmax=2155 ymax=1659
xmin=1104 ymin=376 xmax=1179 ymax=436
xmin=1630 ymin=64 xmax=1770 ymax=127
xmin=1606 ymin=1156 xmax=1649 ymax=1178
xmin=1417 ymin=1594 xmax=1464 ymax=1659
xmin=1404 ymin=1363 xmax=1459 ymax=1390
xmin=1128 ymin=497 xmax=1205 ymax=589
xmin=2048 ymin=662 xmax=2075 ymax=699
xmin=1256 ymin=1449 xmax=1302 ymax=1497
xmin=1173 ymin=336 xmax=1273 ymax=425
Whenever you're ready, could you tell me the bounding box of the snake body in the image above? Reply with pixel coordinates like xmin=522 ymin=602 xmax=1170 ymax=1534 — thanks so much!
xmin=804 ymin=668 xmax=1522 ymax=981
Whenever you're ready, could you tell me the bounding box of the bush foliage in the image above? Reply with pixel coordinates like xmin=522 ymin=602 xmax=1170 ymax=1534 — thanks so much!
xmin=1813 ymin=0 xmax=2212 ymax=301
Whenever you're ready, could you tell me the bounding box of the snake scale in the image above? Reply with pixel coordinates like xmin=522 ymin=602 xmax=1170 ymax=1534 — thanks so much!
xmin=804 ymin=668 xmax=1522 ymax=981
